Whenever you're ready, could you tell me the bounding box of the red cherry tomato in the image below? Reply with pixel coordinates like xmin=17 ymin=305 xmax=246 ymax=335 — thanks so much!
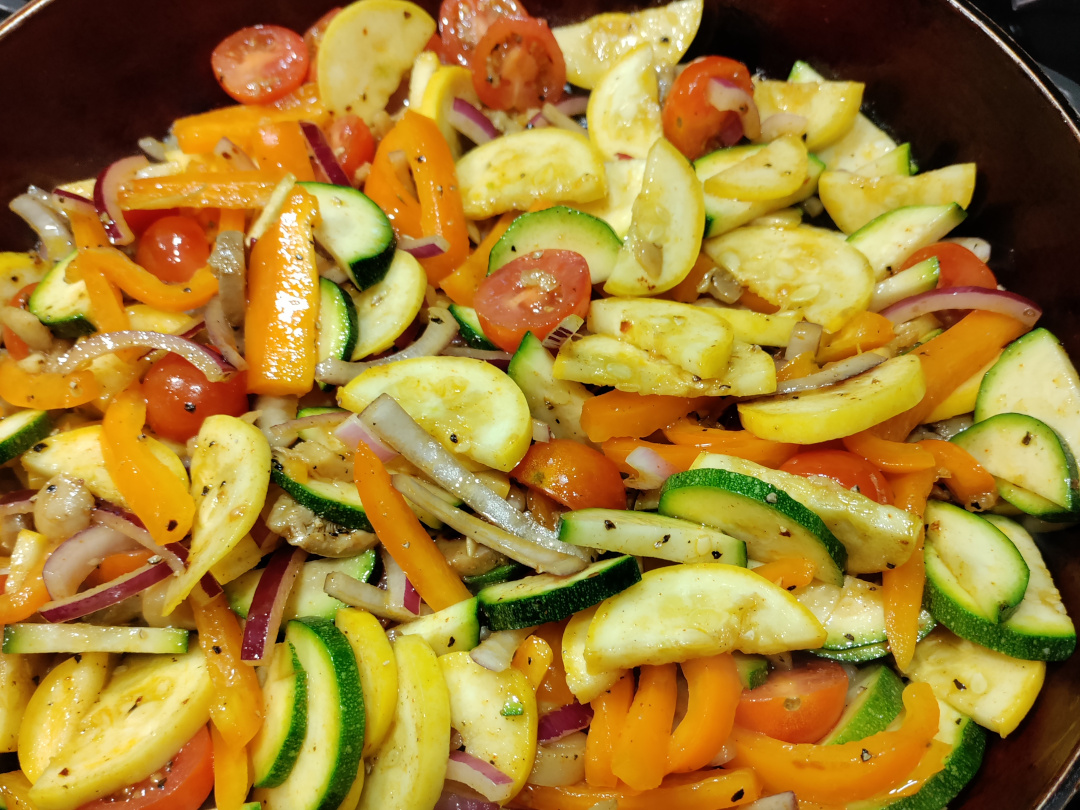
xmin=780 ymin=449 xmax=894 ymax=505
xmin=473 ymin=249 xmax=590 ymax=353
xmin=439 ymin=0 xmax=529 ymax=67
xmin=77 ymin=726 xmax=214 ymax=810
xmin=143 ymin=353 xmax=249 ymax=443
xmin=135 ymin=216 xmax=211 ymax=284
xmin=471 ymin=16 xmax=565 ymax=112
xmin=123 ymin=208 xmax=181 ymax=238
xmin=303 ymin=8 xmax=341 ymax=83
xmin=1 ymin=283 xmax=38 ymax=361
xmin=326 ymin=115 xmax=377 ymax=181
xmin=900 ymin=242 xmax=998 ymax=290
xmin=511 ymin=439 xmax=627 ymax=511
xmin=734 ymin=661 xmax=849 ymax=744
xmin=211 ymin=24 xmax=309 ymax=105
xmin=662 ymin=56 xmax=754 ymax=160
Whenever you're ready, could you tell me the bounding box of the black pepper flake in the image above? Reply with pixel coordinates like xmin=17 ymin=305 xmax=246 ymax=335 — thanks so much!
xmin=712 ymin=551 xmax=721 ymax=559
xmin=60 ymin=768 xmax=70 ymax=777
xmin=448 ymin=636 xmax=456 ymax=647
xmin=604 ymin=520 xmax=616 ymax=530
xmin=731 ymin=789 xmax=744 ymax=802
xmin=953 ymin=679 xmax=966 ymax=690
xmin=167 ymin=520 xmax=178 ymax=531
xmin=886 ymin=562 xmax=896 ymax=569
xmin=861 ymin=748 xmax=872 ymax=761
xmin=844 ymin=633 xmax=855 ymax=641
xmin=1022 ymin=432 xmax=1033 ymax=446
xmin=202 ymin=485 xmax=210 ymax=496
xmin=46 ymin=484 xmax=57 ymax=493
xmin=779 ymin=529 xmax=791 ymax=537
xmin=430 ymin=315 xmax=443 ymax=323
xmin=32 ymin=442 xmax=47 ymax=451
xmin=74 ymin=653 xmax=82 ymax=663
xmin=450 ymin=433 xmax=459 ymax=443
xmin=662 ymin=534 xmax=670 ymax=543
xmin=184 ymin=402 xmax=196 ymax=413
xmin=213 ymin=645 xmax=223 ymax=655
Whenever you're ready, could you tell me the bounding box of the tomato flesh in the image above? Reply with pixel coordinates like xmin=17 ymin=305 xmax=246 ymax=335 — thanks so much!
xmin=662 ymin=56 xmax=754 ymax=160
xmin=143 ymin=353 xmax=249 ymax=443
xmin=901 ymin=242 xmax=998 ymax=290
xmin=781 ymin=450 xmax=894 ymax=505
xmin=211 ymin=24 xmax=309 ymax=105
xmin=135 ymin=216 xmax=211 ymax=284
xmin=439 ymin=0 xmax=529 ymax=67
xmin=511 ymin=438 xmax=627 ymax=511
xmin=326 ymin=114 xmax=376 ymax=180
xmin=471 ymin=16 xmax=565 ymax=112
xmin=473 ymin=249 xmax=590 ymax=353
xmin=735 ymin=661 xmax=849 ymax=744
xmin=77 ymin=726 xmax=214 ymax=810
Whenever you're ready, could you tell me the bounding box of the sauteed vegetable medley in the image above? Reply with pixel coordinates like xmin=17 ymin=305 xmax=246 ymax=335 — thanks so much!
xmin=0 ymin=0 xmax=1076 ymax=808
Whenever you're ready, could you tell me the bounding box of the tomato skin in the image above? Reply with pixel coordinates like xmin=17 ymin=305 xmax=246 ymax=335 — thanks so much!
xmin=473 ymin=249 xmax=591 ymax=353
xmin=471 ymin=16 xmax=565 ymax=112
xmin=326 ymin=114 xmax=376 ymax=180
xmin=77 ymin=726 xmax=214 ymax=810
xmin=511 ymin=439 xmax=627 ymax=511
xmin=135 ymin=216 xmax=211 ymax=284
xmin=662 ymin=56 xmax=754 ymax=160
xmin=901 ymin=242 xmax=997 ymax=290
xmin=780 ymin=449 xmax=893 ymax=505
xmin=211 ymin=24 xmax=309 ymax=105
xmin=734 ymin=661 xmax=849 ymax=744
xmin=143 ymin=354 xmax=249 ymax=443
xmin=124 ymin=208 xmax=181 ymax=238
xmin=439 ymin=0 xmax=529 ymax=67
xmin=303 ymin=8 xmax=341 ymax=82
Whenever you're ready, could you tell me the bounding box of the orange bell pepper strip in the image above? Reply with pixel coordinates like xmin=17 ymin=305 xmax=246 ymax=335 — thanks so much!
xmin=750 ymin=557 xmax=817 ymax=591
xmin=915 ymin=438 xmax=998 ymax=510
xmin=210 ymin=722 xmax=252 ymax=810
xmin=514 ymin=768 xmax=762 ymax=810
xmin=69 ymin=252 xmax=129 ymax=333
xmin=101 ymin=388 xmax=195 ymax=546
xmin=78 ymin=246 xmax=218 ymax=312
xmin=120 ymin=171 xmax=288 ymax=211
xmin=662 ymin=420 xmax=799 ymax=468
xmin=727 ymin=682 xmax=941 ymax=804
xmin=82 ymin=549 xmax=156 ymax=589
xmin=353 ymin=442 xmax=472 ymax=610
xmin=740 ymin=289 xmax=780 ymax=314
xmin=172 ymin=86 xmax=327 ymax=154
xmin=874 ymin=311 xmax=1029 ymax=441
xmin=68 ymin=210 xmax=111 ymax=249
xmin=585 ymin=672 xmax=634 ymax=788
xmin=244 ymin=186 xmax=320 ymax=396
xmin=817 ymin=311 xmax=896 ymax=364
xmin=668 ymin=653 xmax=742 ymax=773
xmin=601 ymin=438 xmax=702 ymax=476
xmin=0 ymin=356 xmax=100 ymax=409
xmin=581 ymin=393 xmax=712 ymax=443
xmin=190 ymin=582 xmax=264 ymax=747
xmin=534 ymin=621 xmax=576 ymax=709
xmin=662 ymin=253 xmax=716 ymax=303
xmin=364 ymin=134 xmax=423 ymax=238
xmin=217 ymin=208 xmax=247 ymax=234
xmin=440 ymin=211 xmax=517 ymax=306
xmin=249 ymin=122 xmax=316 ymax=182
xmin=0 ymin=530 xmax=50 ymax=625
xmin=1 ymin=284 xmax=37 ymax=360
xmin=842 ymin=430 xmax=936 ymax=473
xmin=365 ymin=111 xmax=470 ymax=284
xmin=612 ymin=663 xmax=678 ymax=791
xmin=776 ymin=351 xmax=820 ymax=383
xmin=512 ymin=634 xmax=554 ymax=691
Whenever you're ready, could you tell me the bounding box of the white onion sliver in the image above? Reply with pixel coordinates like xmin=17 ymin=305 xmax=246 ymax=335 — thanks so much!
xmin=441 ymin=346 xmax=513 ymax=366
xmin=212 ymin=137 xmax=258 ymax=172
xmin=760 ymin=112 xmax=809 ymax=141
xmin=324 ymin=572 xmax=418 ymax=623
xmin=880 ymin=285 xmax=1042 ymax=328
xmin=0 ymin=306 xmax=53 ymax=352
xmin=945 ymin=237 xmax=992 ymax=263
xmin=267 ymin=410 xmax=349 ymax=447
xmin=540 ymin=103 xmax=587 ymax=136
xmin=624 ymin=446 xmax=679 ymax=490
xmin=744 ymin=792 xmax=798 ymax=810
xmin=470 ymin=627 xmax=533 ymax=672
xmin=532 ymin=419 xmax=552 ymax=443
xmin=9 ymin=193 xmax=75 ymax=261
xmin=553 ymin=95 xmax=589 ymax=116
xmin=91 ymin=509 xmax=185 ymax=573
xmin=785 ymin=321 xmax=823 ymax=360
xmin=775 ymin=351 xmax=887 ymax=395
xmin=51 ymin=330 xmax=235 ymax=381
xmin=203 ymin=297 xmax=248 ymax=371
xmin=707 ymin=78 xmax=762 ymax=141
xmin=207 ymin=229 xmax=247 ymax=326
xmin=137 ymin=136 xmax=168 ymax=162
xmin=49 ymin=189 xmax=98 ymax=218
xmin=336 ymin=414 xmax=399 ymax=461
xmin=541 ymin=315 xmax=584 ymax=351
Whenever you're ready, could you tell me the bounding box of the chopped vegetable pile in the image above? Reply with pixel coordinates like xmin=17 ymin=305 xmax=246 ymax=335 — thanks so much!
xmin=0 ymin=1 xmax=1076 ymax=809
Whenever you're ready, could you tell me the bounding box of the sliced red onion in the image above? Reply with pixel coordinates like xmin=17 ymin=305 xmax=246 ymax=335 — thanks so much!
xmin=541 ymin=315 xmax=584 ymax=351
xmin=403 ymin=576 xmax=421 ymax=615
xmin=316 ymin=308 xmax=459 ymax=385
xmin=203 ymin=297 xmax=248 ymax=371
xmin=708 ymin=78 xmax=761 ymax=141
xmin=94 ymin=155 xmax=149 ymax=245
xmin=785 ymin=321 xmax=823 ymax=360
xmin=434 ymin=791 xmax=500 ymax=810
xmin=537 ymin=702 xmax=594 ymax=743
xmin=323 ymin=571 xmax=419 ymax=623
xmin=49 ymin=188 xmax=98 ymax=218
xmin=241 ymin=545 xmax=305 ymax=663
xmin=775 ymin=351 xmax=887 ymax=394
xmin=440 ymin=346 xmax=513 ymax=369
xmin=880 ymin=285 xmax=1042 ymax=328
xmin=197 ymin=570 xmax=225 ymax=601
xmin=42 ymin=524 xmax=140 ymax=600
xmin=470 ymin=627 xmax=533 ymax=672
xmin=541 ymin=103 xmax=587 ymax=137
xmin=625 ymin=447 xmax=680 ymax=490
xmin=532 ymin=419 xmax=552 ymax=443
xmin=449 ymin=98 xmax=499 ymax=144
xmin=299 ymin=121 xmax=351 ymax=187
xmin=0 ymin=491 xmax=35 ymax=517
xmin=51 ymin=330 xmax=236 ymax=382
xmin=212 ymin=137 xmax=258 ymax=172
xmin=9 ymin=192 xmax=75 ymax=261
xmin=554 ymin=95 xmax=589 ymax=116
xmin=207 ymin=229 xmax=247 ymax=327
xmin=445 ymin=752 xmax=515 ymax=803
xmin=91 ymin=508 xmax=185 ymax=573
xmin=382 ymin=548 xmax=412 ymax=613
xmin=38 ymin=542 xmax=187 ymax=623
xmin=399 ymin=234 xmax=450 ymax=259
xmin=760 ymin=113 xmax=808 ymax=141
xmin=744 ymin=792 xmax=797 ymax=810
xmin=335 ymin=413 xmax=399 ymax=462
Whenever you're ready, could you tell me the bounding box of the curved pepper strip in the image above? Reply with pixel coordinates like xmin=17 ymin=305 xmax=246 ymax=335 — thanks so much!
xmin=1 ymin=284 xmax=37 ymax=360
xmin=69 ymin=252 xmax=129 ymax=333
xmin=727 ymin=682 xmax=941 ymax=804
xmin=514 ymin=767 xmax=762 ymax=810
xmin=749 ymin=557 xmax=817 ymax=591
xmin=364 ymin=111 xmax=470 ymax=284
xmin=842 ymin=430 xmax=936 ymax=473
xmin=817 ymin=311 xmax=896 ymax=364
xmin=612 ymin=663 xmax=678 ymax=791
xmin=662 ymin=420 xmax=799 ymax=468
xmin=68 ymin=210 xmax=111 ymax=250
xmin=249 ymin=122 xmax=316 ymax=182
xmin=585 ymin=671 xmax=634 ymax=788
xmin=211 ymin=722 xmax=252 ymax=810
xmin=668 ymin=653 xmax=742 ymax=773
xmin=914 ymin=438 xmax=998 ymax=510
xmin=191 ymin=580 xmax=264 ymax=748
xmin=512 ymin=634 xmax=554 ymax=691
xmin=120 ymin=171 xmax=288 ymax=211
xmin=78 ymin=246 xmax=218 ymax=312
xmin=101 ymin=388 xmax=195 ymax=546
xmin=440 ymin=211 xmax=516 ymax=306
xmin=582 ymin=394 xmax=712 ymax=444
xmin=0 ymin=357 xmax=100 ymax=409
xmin=534 ymin=621 xmax=576 ymax=709
xmin=0 ymin=530 xmax=50 ymax=625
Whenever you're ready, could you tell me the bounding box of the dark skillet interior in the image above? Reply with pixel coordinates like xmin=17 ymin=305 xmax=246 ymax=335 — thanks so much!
xmin=2 ymin=0 xmax=1080 ymax=806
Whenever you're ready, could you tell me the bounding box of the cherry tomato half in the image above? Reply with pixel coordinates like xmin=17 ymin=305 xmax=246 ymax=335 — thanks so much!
xmin=77 ymin=726 xmax=214 ymax=810
xmin=143 ymin=353 xmax=249 ymax=443
xmin=511 ymin=438 xmax=627 ymax=511
xmin=211 ymin=24 xmax=309 ymax=105
xmin=471 ymin=16 xmax=565 ymax=112
xmin=734 ymin=660 xmax=849 ymax=744
xmin=662 ymin=56 xmax=754 ymax=160
xmin=439 ymin=0 xmax=529 ymax=67
xmin=326 ymin=114 xmax=377 ymax=180
xmin=135 ymin=216 xmax=211 ymax=284
xmin=303 ymin=7 xmax=341 ymax=83
xmin=900 ymin=242 xmax=998 ymax=290
xmin=780 ymin=449 xmax=893 ymax=505
xmin=2 ymin=283 xmax=37 ymax=361
xmin=473 ymin=249 xmax=590 ymax=353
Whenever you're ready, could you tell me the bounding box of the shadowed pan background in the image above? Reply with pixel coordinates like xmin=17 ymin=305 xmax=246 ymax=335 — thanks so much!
xmin=1 ymin=0 xmax=1080 ymax=806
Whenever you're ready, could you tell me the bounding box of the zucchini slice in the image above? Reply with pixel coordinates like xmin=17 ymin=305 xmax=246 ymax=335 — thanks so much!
xmin=315 ymin=278 xmax=358 ymax=391
xmin=2 ymin=625 xmax=189 ymax=655
xmin=394 ymin=596 xmax=482 ymax=655
xmin=227 ymin=550 xmax=378 ymax=621
xmin=448 ymin=304 xmax=496 ymax=350
xmin=870 ymin=257 xmax=940 ymax=311
xmin=348 ymin=249 xmax=427 ymax=360
xmin=0 ymin=409 xmax=51 ymax=466
xmin=848 ymin=203 xmax=966 ymax=280
xmin=300 ymin=182 xmax=395 ymax=290
xmin=820 ymin=663 xmax=905 ymax=745
xmin=251 ymin=642 xmax=308 ymax=789
xmin=489 ymin=206 xmax=622 ymax=285
xmin=27 ymin=252 xmax=95 ymax=338
xmin=463 ymin=562 xmax=529 ymax=593
xmin=271 ymin=459 xmax=375 ymax=533
xmin=508 ymin=331 xmax=593 ymax=444
xmin=733 ymin=652 xmax=769 ymax=690
xmin=753 ymin=77 xmax=864 ymax=151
